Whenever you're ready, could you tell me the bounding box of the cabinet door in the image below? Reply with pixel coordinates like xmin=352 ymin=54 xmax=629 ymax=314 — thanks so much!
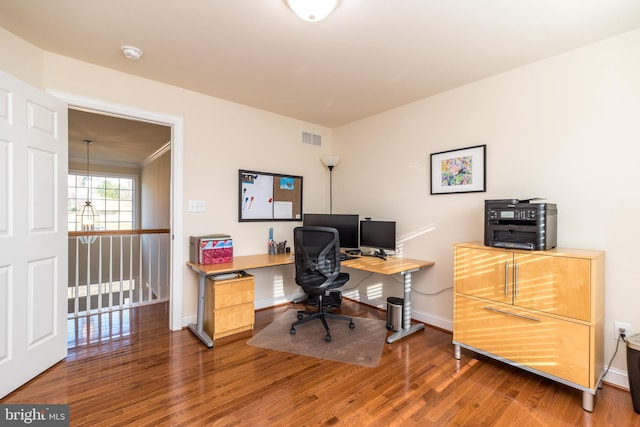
xmin=513 ymin=254 xmax=591 ymax=321
xmin=455 ymin=246 xmax=513 ymax=304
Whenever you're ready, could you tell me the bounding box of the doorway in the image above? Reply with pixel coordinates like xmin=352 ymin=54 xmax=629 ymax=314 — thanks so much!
xmin=52 ymin=90 xmax=185 ymax=332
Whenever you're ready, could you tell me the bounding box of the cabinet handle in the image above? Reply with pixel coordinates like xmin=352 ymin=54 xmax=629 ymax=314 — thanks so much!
xmin=504 ymin=261 xmax=509 ymax=296
xmin=483 ymin=306 xmax=540 ymax=322
xmin=514 ymin=263 xmax=519 ymax=298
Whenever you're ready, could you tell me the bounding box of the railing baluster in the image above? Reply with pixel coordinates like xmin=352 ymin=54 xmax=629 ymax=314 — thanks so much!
xmin=138 ymin=234 xmax=143 ymax=304
xmin=98 ymin=235 xmax=103 ymax=312
xmin=68 ymin=229 xmax=170 ymax=319
xmin=147 ymin=235 xmax=152 ymax=303
xmin=74 ymin=237 xmax=80 ymax=316
xmin=156 ymin=234 xmax=161 ymax=300
xmin=109 ymin=235 xmax=113 ymax=309
xmin=128 ymin=234 xmax=133 ymax=308
xmin=119 ymin=235 xmax=124 ymax=309
xmin=85 ymin=238 xmax=91 ymax=313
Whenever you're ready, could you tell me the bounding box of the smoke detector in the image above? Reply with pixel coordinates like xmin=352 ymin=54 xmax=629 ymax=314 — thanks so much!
xmin=121 ymin=45 xmax=143 ymax=60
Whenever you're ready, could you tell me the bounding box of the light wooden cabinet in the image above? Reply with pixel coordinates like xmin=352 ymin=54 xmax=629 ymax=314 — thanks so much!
xmin=453 ymin=242 xmax=604 ymax=411
xmin=204 ymin=274 xmax=255 ymax=340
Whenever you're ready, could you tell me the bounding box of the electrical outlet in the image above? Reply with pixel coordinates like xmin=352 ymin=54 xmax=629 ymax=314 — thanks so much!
xmin=614 ymin=321 xmax=631 ymax=340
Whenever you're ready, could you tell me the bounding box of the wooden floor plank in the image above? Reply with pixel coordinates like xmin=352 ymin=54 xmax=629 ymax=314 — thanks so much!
xmin=2 ymin=300 xmax=639 ymax=426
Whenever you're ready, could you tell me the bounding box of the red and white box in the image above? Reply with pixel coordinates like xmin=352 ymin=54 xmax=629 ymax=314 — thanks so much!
xmin=190 ymin=234 xmax=233 ymax=264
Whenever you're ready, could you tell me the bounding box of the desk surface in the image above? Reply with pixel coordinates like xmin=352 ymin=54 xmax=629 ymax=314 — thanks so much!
xmin=187 ymin=253 xmax=293 ymax=276
xmin=187 ymin=252 xmax=434 ymax=277
xmin=342 ymin=256 xmax=434 ymax=275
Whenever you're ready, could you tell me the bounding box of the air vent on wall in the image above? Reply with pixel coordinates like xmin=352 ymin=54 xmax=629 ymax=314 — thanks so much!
xmin=301 ymin=131 xmax=322 ymax=146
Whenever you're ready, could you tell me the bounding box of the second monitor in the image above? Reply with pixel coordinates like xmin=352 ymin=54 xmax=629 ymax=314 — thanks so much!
xmin=359 ymin=220 xmax=396 ymax=257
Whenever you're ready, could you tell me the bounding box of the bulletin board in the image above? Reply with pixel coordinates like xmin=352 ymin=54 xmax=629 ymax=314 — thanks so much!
xmin=239 ymin=169 xmax=303 ymax=221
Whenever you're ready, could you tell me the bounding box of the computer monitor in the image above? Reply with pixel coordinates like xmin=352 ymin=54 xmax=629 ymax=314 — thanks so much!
xmin=359 ymin=220 xmax=396 ymax=254
xmin=302 ymin=213 xmax=359 ymax=249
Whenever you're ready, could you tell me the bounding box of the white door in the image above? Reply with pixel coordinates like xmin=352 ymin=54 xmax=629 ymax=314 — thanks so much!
xmin=0 ymin=70 xmax=68 ymax=398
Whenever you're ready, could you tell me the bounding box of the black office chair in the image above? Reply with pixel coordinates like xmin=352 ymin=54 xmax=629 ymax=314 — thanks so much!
xmin=290 ymin=226 xmax=355 ymax=342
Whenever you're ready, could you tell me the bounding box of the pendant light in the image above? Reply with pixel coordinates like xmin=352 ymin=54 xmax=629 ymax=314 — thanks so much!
xmin=79 ymin=139 xmax=99 ymax=244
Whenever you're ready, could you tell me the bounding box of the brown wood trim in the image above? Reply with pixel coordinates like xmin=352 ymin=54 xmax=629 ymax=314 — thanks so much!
xmin=68 ymin=228 xmax=170 ymax=237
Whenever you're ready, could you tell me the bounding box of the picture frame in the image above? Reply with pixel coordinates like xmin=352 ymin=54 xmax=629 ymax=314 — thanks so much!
xmin=238 ymin=169 xmax=303 ymax=221
xmin=430 ymin=145 xmax=486 ymax=195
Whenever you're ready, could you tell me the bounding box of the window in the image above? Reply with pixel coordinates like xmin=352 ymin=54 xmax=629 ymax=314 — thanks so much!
xmin=68 ymin=173 xmax=136 ymax=231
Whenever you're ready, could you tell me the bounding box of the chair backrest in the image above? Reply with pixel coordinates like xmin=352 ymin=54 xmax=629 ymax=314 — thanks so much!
xmin=293 ymin=226 xmax=341 ymax=293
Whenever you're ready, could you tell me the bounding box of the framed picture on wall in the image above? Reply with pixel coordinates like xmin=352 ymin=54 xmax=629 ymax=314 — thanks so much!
xmin=430 ymin=145 xmax=486 ymax=194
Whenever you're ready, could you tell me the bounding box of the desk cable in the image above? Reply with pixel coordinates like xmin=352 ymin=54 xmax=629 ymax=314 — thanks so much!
xmin=340 ymin=271 xmax=453 ymax=296
xmin=411 ymin=286 xmax=453 ymax=296
xmin=340 ymin=271 xmax=374 ymax=292
xmin=597 ymin=332 xmax=627 ymax=390
xmin=385 ymin=274 xmax=453 ymax=296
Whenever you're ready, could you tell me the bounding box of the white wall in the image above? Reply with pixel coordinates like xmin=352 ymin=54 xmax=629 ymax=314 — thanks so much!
xmin=333 ymin=29 xmax=640 ymax=386
xmin=141 ymin=151 xmax=171 ymax=229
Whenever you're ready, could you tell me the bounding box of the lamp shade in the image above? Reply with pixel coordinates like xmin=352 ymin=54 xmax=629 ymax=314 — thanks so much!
xmin=321 ymin=155 xmax=340 ymax=168
xmin=285 ymin=0 xmax=339 ymax=22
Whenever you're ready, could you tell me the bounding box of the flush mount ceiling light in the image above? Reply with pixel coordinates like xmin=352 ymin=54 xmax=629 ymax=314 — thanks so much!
xmin=285 ymin=0 xmax=339 ymax=22
xmin=121 ymin=45 xmax=143 ymax=60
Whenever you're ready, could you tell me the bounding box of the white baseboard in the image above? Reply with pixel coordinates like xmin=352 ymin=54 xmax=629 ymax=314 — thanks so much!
xmin=602 ymin=366 xmax=629 ymax=390
xmin=182 ymin=314 xmax=196 ymax=328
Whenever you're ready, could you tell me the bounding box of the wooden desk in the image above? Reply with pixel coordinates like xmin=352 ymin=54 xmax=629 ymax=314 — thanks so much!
xmin=186 ymin=253 xmax=434 ymax=347
xmin=187 ymin=253 xmax=293 ymax=347
xmin=342 ymin=255 xmax=435 ymax=344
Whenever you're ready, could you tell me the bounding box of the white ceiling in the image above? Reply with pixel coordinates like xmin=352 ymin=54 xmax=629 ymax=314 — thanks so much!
xmin=67 ymin=109 xmax=171 ymax=168
xmin=1 ymin=0 xmax=639 ymax=162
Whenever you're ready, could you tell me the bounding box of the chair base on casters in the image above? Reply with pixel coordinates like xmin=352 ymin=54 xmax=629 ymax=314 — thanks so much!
xmin=290 ymin=293 xmax=355 ymax=342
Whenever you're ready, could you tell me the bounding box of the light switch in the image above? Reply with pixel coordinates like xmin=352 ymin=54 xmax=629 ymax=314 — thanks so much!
xmin=188 ymin=200 xmax=206 ymax=212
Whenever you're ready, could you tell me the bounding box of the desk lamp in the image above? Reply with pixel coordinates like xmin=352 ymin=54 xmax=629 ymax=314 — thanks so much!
xmin=321 ymin=155 xmax=340 ymax=214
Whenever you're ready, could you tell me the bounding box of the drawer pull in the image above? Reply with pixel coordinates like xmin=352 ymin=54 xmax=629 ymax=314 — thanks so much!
xmin=483 ymin=306 xmax=541 ymax=322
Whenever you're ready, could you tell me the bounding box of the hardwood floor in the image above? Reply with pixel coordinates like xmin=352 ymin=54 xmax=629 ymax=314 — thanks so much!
xmin=2 ymin=300 xmax=638 ymax=426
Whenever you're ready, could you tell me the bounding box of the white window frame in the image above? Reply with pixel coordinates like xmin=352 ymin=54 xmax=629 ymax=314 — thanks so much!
xmin=68 ymin=169 xmax=138 ymax=231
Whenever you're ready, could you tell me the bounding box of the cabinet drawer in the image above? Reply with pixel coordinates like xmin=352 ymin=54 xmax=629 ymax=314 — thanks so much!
xmin=454 ymin=295 xmax=591 ymax=387
xmin=207 ymin=275 xmax=254 ymax=308
xmin=205 ymin=302 xmax=255 ymax=340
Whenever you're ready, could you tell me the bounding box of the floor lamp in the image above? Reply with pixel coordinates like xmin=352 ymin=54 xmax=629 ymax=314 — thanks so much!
xmin=321 ymin=155 xmax=340 ymax=214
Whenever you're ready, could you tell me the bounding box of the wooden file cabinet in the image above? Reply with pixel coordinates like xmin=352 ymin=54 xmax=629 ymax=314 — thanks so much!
xmin=453 ymin=242 xmax=604 ymax=411
xmin=203 ymin=274 xmax=255 ymax=340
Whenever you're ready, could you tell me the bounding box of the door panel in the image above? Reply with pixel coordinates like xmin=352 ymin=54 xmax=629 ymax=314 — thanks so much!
xmin=0 ymin=70 xmax=68 ymax=398
xmin=514 ymin=253 xmax=591 ymax=321
xmin=454 ymin=246 xmax=512 ymax=304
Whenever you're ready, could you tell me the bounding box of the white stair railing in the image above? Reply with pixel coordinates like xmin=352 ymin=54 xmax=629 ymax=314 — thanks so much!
xmin=68 ymin=229 xmax=170 ymax=318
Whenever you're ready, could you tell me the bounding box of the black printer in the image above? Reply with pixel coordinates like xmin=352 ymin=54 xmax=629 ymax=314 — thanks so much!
xmin=484 ymin=199 xmax=557 ymax=250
